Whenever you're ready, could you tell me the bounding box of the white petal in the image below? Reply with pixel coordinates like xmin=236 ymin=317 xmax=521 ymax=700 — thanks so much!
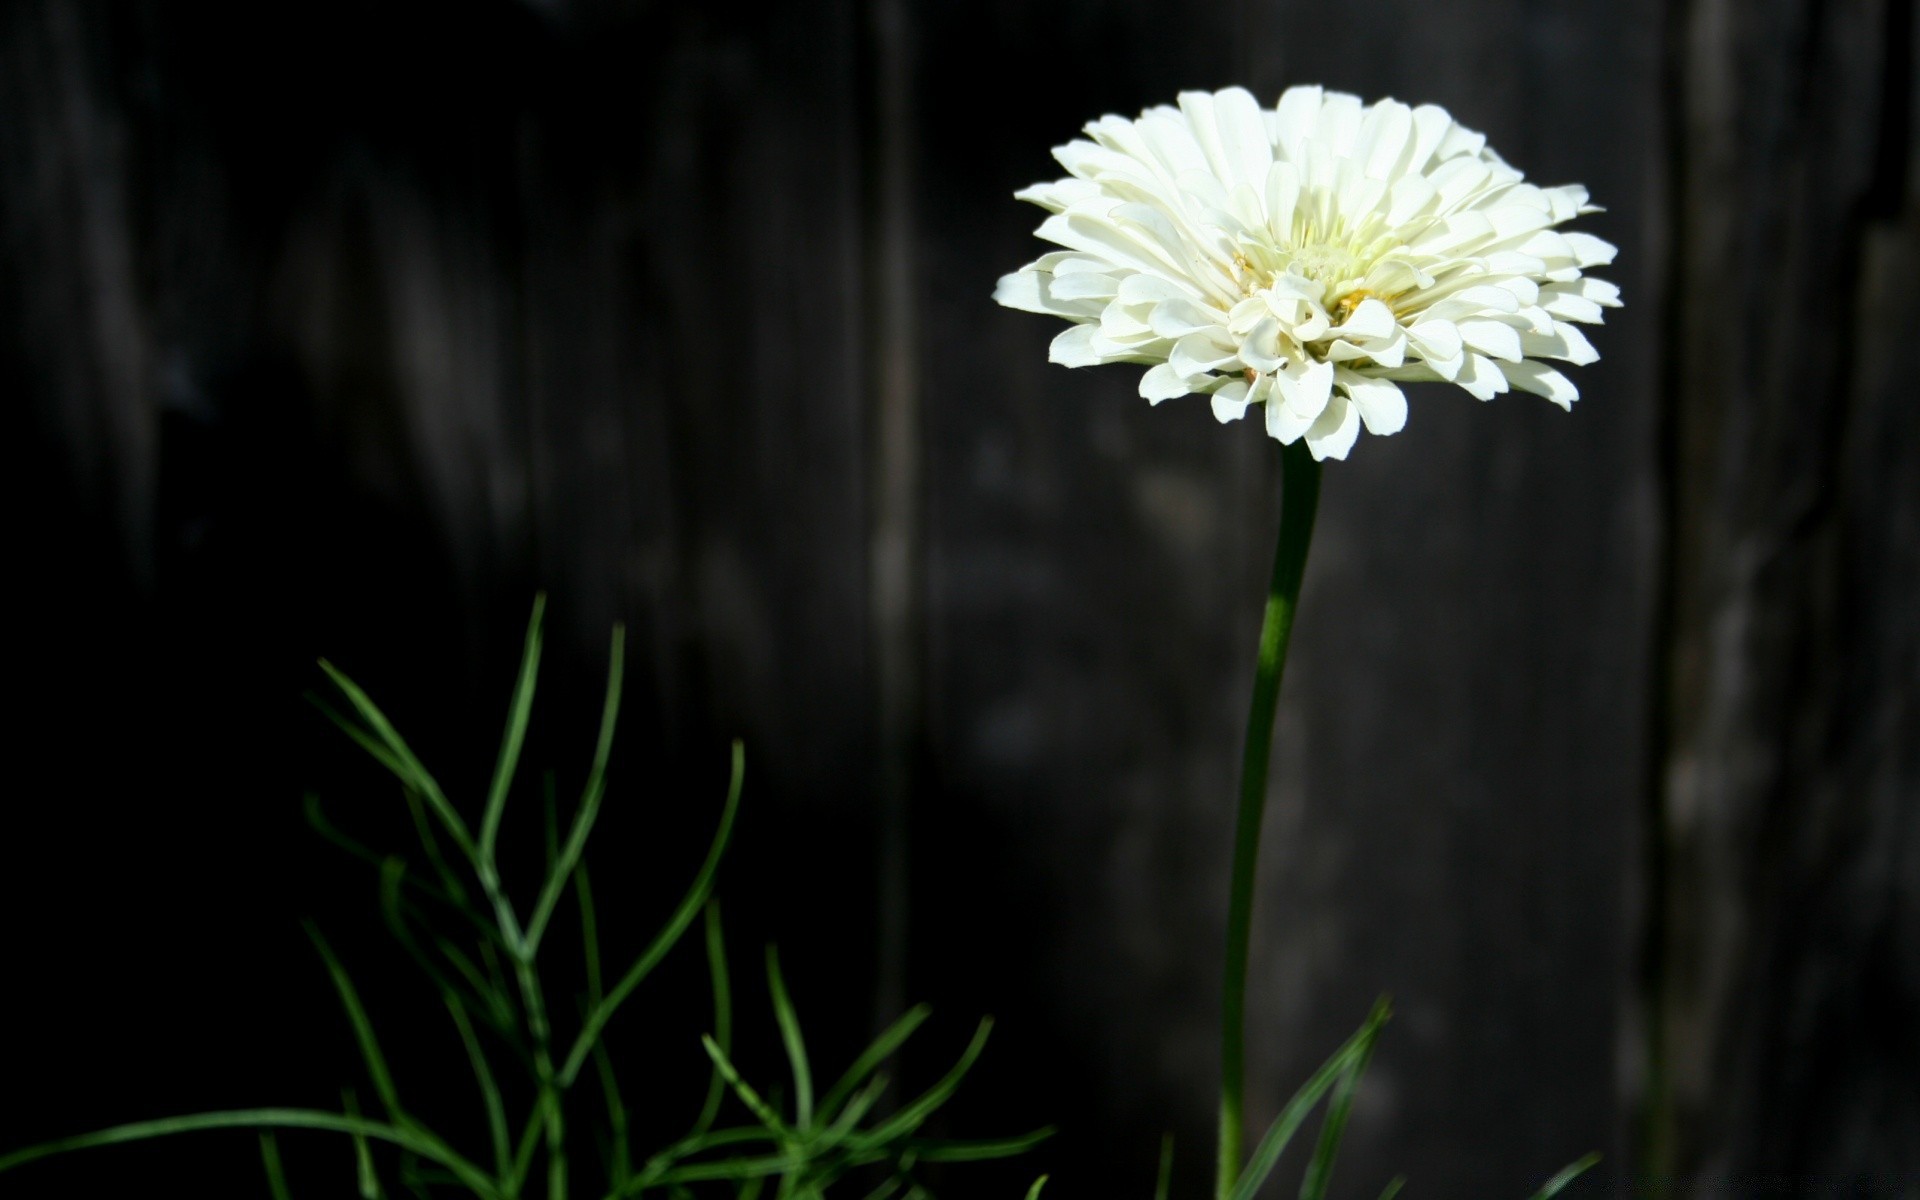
xmin=1149 ymin=297 xmax=1226 ymax=338
xmin=1521 ymin=320 xmax=1599 ymax=365
xmin=1014 ymin=178 xmax=1101 ymax=212
xmin=1454 ymin=351 xmax=1510 ymax=400
xmin=1359 ymin=99 xmax=1414 ymax=180
xmin=1328 ymin=297 xmax=1397 ymax=341
xmin=1211 ymin=379 xmax=1252 ymax=423
xmin=1562 ymin=232 xmax=1617 ymax=267
xmin=1117 ymin=272 xmax=1199 ymax=305
xmin=1302 ymin=393 xmax=1361 ymax=460
xmin=1170 ymin=330 xmax=1238 ymax=376
xmin=1139 ymin=362 xmax=1193 ymax=403
xmin=1386 ymin=174 xmax=1438 ymax=226
xmin=1273 ymin=85 xmax=1324 ymax=160
xmin=1239 ymin=316 xmax=1286 ymax=373
xmin=1265 ymin=160 xmax=1300 ymax=236
xmin=1457 ymin=318 xmax=1525 ymax=362
xmin=1212 ymin=87 xmax=1274 ymax=196
xmin=1338 ymin=369 xmax=1408 ymax=435
xmin=1048 ymin=271 xmax=1120 ymax=301
xmin=994 ymin=270 xmax=1098 ymax=318
xmin=1273 ymin=357 xmax=1335 ymax=420
xmin=1406 ymin=319 xmax=1464 ymax=363
xmin=1048 ymin=323 xmax=1104 ymax=367
xmin=1501 ymin=360 xmax=1580 ymax=410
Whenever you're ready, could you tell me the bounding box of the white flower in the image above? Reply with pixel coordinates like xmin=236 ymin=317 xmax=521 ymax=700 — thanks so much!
xmin=993 ymin=86 xmax=1621 ymax=461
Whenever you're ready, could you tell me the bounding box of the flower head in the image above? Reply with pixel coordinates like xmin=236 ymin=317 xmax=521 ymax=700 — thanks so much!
xmin=994 ymin=86 xmax=1620 ymax=461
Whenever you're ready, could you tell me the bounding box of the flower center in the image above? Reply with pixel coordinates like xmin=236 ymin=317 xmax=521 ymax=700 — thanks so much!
xmin=1286 ymin=241 xmax=1363 ymax=285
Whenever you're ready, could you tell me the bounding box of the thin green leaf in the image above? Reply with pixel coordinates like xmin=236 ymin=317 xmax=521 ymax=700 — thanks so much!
xmin=0 ymin=1109 xmax=500 ymax=1198
xmin=1229 ymin=1002 xmax=1390 ymax=1200
xmin=818 ymin=1074 xmax=891 ymax=1145
xmin=848 ymin=1018 xmax=993 ymax=1150
xmin=817 ymin=1005 xmax=930 ymax=1121
xmin=306 ymin=924 xmax=405 ymax=1123
xmin=765 ymin=946 xmax=815 ymax=1128
xmin=907 ymin=1127 xmax=1055 ymax=1161
xmin=653 ymin=1152 xmax=802 ymax=1185
xmin=309 ymin=692 xmax=411 ymax=783
xmin=260 ymin=1133 xmax=293 ymax=1200
xmin=526 ymin=624 xmax=627 ymax=951
xmin=700 ymin=1036 xmax=793 ymax=1138
xmin=1300 ymin=996 xmax=1389 ymax=1200
xmin=402 ymin=788 xmax=471 ymax=909
xmin=445 ymin=992 xmax=511 ymax=1181
xmin=577 ymin=863 xmax=633 ymax=1185
xmin=304 ymin=793 xmax=383 ymax=871
xmin=592 ymin=1040 xmax=633 ymax=1187
xmin=1155 ymin=1133 xmax=1174 ymax=1200
xmin=1528 ymin=1152 xmax=1600 ymax=1200
xmin=377 ymin=858 xmax=498 ymax=1032
xmin=342 ymin=1090 xmax=383 ymax=1200
xmin=1377 ymin=1177 xmax=1406 ymax=1200
xmin=692 ymin=901 xmax=733 ymax=1138
xmin=480 ymin=594 xmax=546 ymax=865
xmin=1025 ymin=1176 xmax=1050 ymax=1200
xmin=510 ymin=1107 xmax=545 ymax=1193
xmin=561 ymin=740 xmax=744 ymax=1087
xmin=318 ymin=659 xmax=474 ymax=861
xmin=859 ymin=1178 xmax=904 ymax=1200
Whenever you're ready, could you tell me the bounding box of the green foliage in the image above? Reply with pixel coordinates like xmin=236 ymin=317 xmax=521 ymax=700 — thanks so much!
xmin=0 ymin=597 xmax=1046 ymax=1199
xmin=1200 ymin=997 xmax=1597 ymax=1200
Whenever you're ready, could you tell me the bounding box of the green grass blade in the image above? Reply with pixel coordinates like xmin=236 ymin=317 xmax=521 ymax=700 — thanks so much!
xmin=1528 ymin=1152 xmax=1600 ymax=1200
xmin=577 ymin=862 xmax=608 ymax=1002
xmin=1300 ymin=996 xmax=1389 ymax=1200
xmin=818 ymin=1073 xmax=891 ymax=1146
xmin=906 ymin=1128 xmax=1054 ymax=1162
xmin=480 ymin=594 xmax=545 ymax=866
xmin=526 ymin=624 xmax=626 ymax=952
xmin=309 ymin=692 xmax=412 ymax=782
xmin=692 ymin=901 xmax=734 ymax=1138
xmin=509 ymin=1108 xmax=542 ymax=1193
xmin=0 ymin=1109 xmax=500 ymax=1197
xmin=592 ymin=1040 xmax=633 ymax=1187
xmin=1229 ymin=1002 xmax=1390 ymax=1200
xmin=848 ymin=1018 xmax=993 ymax=1150
xmin=1024 ymin=1177 xmax=1049 ymax=1200
xmin=445 ymin=992 xmax=512 ymax=1181
xmin=342 ymin=1090 xmax=383 ymax=1199
xmin=700 ymin=1035 xmax=793 ymax=1139
xmin=402 ymin=789 xmax=472 ymax=909
xmin=765 ymin=946 xmax=814 ymax=1129
xmin=561 ymin=740 xmax=744 ymax=1087
xmin=817 ymin=1004 xmax=930 ymax=1121
xmin=304 ymin=793 xmax=384 ymax=871
xmin=306 ymin=924 xmax=406 ymax=1122
xmin=377 ymin=859 xmax=495 ymax=1028
xmin=1155 ymin=1133 xmax=1174 ymax=1200
xmin=1377 ymin=1177 xmax=1406 ymax=1200
xmin=574 ymin=864 xmax=634 ymax=1185
xmin=260 ymin=1133 xmax=294 ymax=1200
xmin=317 ymin=660 xmax=474 ymax=861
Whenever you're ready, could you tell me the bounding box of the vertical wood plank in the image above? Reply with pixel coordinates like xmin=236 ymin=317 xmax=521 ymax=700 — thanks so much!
xmin=1651 ymin=0 xmax=1920 ymax=1180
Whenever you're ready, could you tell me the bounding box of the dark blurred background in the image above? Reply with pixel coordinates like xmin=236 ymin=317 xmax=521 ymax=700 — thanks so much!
xmin=2 ymin=0 xmax=1915 ymax=1195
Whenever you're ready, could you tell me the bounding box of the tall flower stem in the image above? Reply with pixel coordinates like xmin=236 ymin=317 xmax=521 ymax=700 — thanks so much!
xmin=1217 ymin=438 xmax=1322 ymax=1199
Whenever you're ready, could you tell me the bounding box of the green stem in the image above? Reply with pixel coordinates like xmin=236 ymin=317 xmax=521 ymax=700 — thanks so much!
xmin=1216 ymin=438 xmax=1322 ymax=1199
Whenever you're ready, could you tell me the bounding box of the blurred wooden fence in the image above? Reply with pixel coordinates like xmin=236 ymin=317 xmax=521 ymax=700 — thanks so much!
xmin=2 ymin=0 xmax=1915 ymax=1195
